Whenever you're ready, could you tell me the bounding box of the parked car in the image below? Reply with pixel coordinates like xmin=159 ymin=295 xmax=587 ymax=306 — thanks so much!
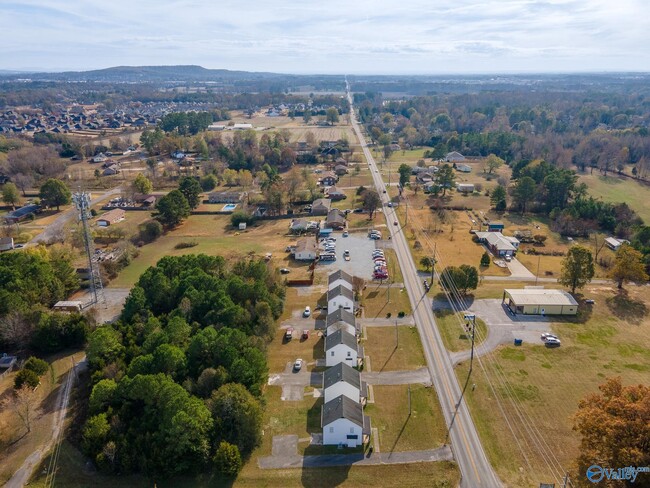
xmin=343 ymin=250 xmax=350 ymax=257
xmin=342 ymin=231 xmax=349 ymax=237
xmin=545 ymin=338 xmax=561 ymax=347
xmin=504 ymin=255 xmax=512 ymax=262
xmin=585 ymin=299 xmax=595 ymax=304
xmin=393 ymin=221 xmax=398 ymax=226
xmin=302 ymin=329 xmax=310 ymax=340
xmin=293 ymin=358 xmax=304 ymax=371
xmin=285 ymin=327 xmax=294 ymax=341
xmin=280 ymin=268 xmax=291 ymax=274
xmin=303 ymin=306 xmax=311 ymax=318
xmin=387 ymin=202 xmax=393 ymax=207
xmin=369 ymin=234 xmax=381 ymax=240
xmin=541 ymin=333 xmax=558 ymax=342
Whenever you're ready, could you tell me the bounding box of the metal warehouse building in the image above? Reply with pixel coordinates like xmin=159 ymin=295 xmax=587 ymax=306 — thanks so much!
xmin=502 ymin=288 xmax=578 ymax=315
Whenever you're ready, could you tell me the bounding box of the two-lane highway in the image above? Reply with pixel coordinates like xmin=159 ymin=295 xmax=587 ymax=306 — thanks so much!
xmin=347 ymin=81 xmax=502 ymax=487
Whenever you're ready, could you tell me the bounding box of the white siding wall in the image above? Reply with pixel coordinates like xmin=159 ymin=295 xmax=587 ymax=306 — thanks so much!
xmin=323 ymin=418 xmax=363 ymax=447
xmin=328 ymin=279 xmax=352 ymax=292
xmin=295 ymin=251 xmax=316 ymax=261
xmin=327 ymin=323 xmax=356 ymax=337
xmin=324 ymin=383 xmax=360 ymax=404
xmin=326 ymin=344 xmax=357 ymax=367
xmin=327 ymin=297 xmax=354 ymax=314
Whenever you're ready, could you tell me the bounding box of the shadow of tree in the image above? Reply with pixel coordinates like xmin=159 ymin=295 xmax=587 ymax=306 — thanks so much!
xmin=606 ymin=291 xmax=648 ymax=325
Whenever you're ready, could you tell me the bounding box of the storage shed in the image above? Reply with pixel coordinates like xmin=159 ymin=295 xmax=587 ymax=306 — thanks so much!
xmin=503 ymin=288 xmax=578 ymax=315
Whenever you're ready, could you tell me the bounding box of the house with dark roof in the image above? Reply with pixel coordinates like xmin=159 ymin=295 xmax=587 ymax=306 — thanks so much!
xmin=325 ymin=329 xmax=361 ymax=367
xmin=328 ymin=285 xmax=354 ymax=314
xmin=4 ymin=204 xmax=41 ymax=224
xmin=320 ymin=171 xmax=338 ymax=187
xmin=323 ymin=363 xmax=367 ymax=405
xmin=327 ymin=187 xmax=347 ymax=201
xmin=325 ymin=209 xmax=346 ymax=230
xmin=0 ymin=237 xmax=14 ymax=252
xmin=445 ymin=151 xmax=466 ymax=162
xmin=328 ymin=270 xmax=353 ymax=291
xmin=310 ymin=198 xmax=331 ymax=216
xmin=321 ymin=395 xmax=370 ymax=447
xmin=208 ymin=191 xmax=242 ymax=204
xmin=294 ymin=237 xmax=318 ymax=261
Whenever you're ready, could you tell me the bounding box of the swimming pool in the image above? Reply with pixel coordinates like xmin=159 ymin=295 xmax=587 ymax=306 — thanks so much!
xmin=222 ymin=203 xmax=238 ymax=212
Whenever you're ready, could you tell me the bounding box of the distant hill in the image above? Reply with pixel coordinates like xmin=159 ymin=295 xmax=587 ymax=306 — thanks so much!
xmin=0 ymin=65 xmax=284 ymax=82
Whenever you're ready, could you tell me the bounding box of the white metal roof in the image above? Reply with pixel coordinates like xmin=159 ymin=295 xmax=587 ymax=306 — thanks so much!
xmin=505 ymin=289 xmax=578 ymax=306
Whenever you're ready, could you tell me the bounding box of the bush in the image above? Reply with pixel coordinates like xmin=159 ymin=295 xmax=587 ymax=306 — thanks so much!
xmin=397 ymin=311 xmax=406 ymax=318
xmin=32 ymin=312 xmax=90 ymax=353
xmin=213 ymin=441 xmax=242 ymax=477
xmin=90 ymin=208 xmax=98 ymax=217
xmin=14 ymin=369 xmax=40 ymax=389
xmin=480 ymin=252 xmax=491 ymax=267
xmin=24 ymin=357 xmax=49 ymax=376
xmin=174 ymin=240 xmax=198 ymax=249
xmin=230 ymin=210 xmax=254 ymax=228
xmin=139 ymin=220 xmax=163 ymax=243
xmin=200 ymin=174 xmax=218 ymax=192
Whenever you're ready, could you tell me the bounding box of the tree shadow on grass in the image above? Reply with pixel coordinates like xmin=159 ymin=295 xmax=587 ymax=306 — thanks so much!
xmin=606 ymin=291 xmax=648 ymax=325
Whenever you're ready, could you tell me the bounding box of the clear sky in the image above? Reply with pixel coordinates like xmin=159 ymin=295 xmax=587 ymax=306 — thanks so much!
xmin=2 ymin=0 xmax=649 ymax=74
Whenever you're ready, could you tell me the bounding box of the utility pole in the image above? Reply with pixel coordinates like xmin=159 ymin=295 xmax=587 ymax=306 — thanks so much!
xmin=561 ymin=472 xmax=570 ymax=488
xmin=464 ymin=313 xmax=476 ymax=374
xmin=535 ymin=254 xmax=541 ymax=286
xmin=430 ymin=242 xmax=437 ymax=285
xmin=408 ymin=384 xmax=412 ymax=416
xmin=395 ymin=318 xmax=399 ymax=347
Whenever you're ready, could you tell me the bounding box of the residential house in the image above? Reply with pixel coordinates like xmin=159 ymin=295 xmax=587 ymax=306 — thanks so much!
xmin=289 ymin=218 xmax=311 ymax=234
xmin=328 ymin=284 xmax=354 ymax=313
xmin=0 ymin=354 xmax=18 ymax=379
xmin=325 ymin=308 xmax=357 ymax=336
xmin=445 ymin=151 xmax=466 ymax=162
xmin=320 ymin=171 xmax=338 ymax=187
xmin=605 ymin=237 xmax=629 ymax=251
xmin=487 ymin=221 xmax=505 ymax=232
xmin=455 ymin=163 xmax=472 ymax=173
xmin=172 ymin=151 xmax=186 ymax=160
xmin=4 ymin=204 xmax=40 ymax=224
xmin=325 ymin=329 xmax=361 ymax=367
xmin=334 ymin=164 xmax=348 ymax=176
xmin=208 ymin=191 xmax=242 ymax=204
xmin=134 ymin=194 xmax=156 ymax=207
xmin=92 ymin=153 xmax=107 ymax=163
xmin=311 ymin=198 xmax=331 ymax=216
xmin=102 ymin=164 xmax=119 ymax=176
xmin=232 ymin=123 xmax=253 ymax=130
xmin=294 ymin=237 xmax=318 ymax=261
xmin=328 ymin=270 xmax=353 ymax=292
xmin=321 ymin=395 xmax=369 ymax=447
xmin=323 ymin=363 xmax=367 ymax=405
xmin=475 ymin=231 xmax=520 ymax=257
xmin=327 ymin=187 xmax=347 ymax=201
xmin=97 ymin=208 xmax=126 ymax=226
xmin=416 ymin=172 xmax=434 ymax=184
xmin=326 ymin=209 xmax=347 ymax=230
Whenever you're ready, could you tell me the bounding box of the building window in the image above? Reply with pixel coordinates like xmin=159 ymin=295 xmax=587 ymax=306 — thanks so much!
xmin=331 ymin=351 xmax=335 ymax=356
xmin=347 ymin=351 xmax=351 ymax=357
xmin=329 ymin=427 xmax=334 ymax=433
xmin=346 ymin=434 xmax=358 ymax=440
xmin=350 ymin=428 xmax=354 ymax=433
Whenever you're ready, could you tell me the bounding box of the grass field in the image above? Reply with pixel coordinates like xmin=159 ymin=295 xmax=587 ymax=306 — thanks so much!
xmin=579 ymin=173 xmax=650 ymax=223
xmin=361 ymin=283 xmax=412 ymax=319
xmin=363 ymin=326 xmax=426 ymax=371
xmin=364 ymin=384 xmax=448 ymax=452
xmin=434 ymin=311 xmax=488 ymax=352
xmin=454 ymin=285 xmax=650 ymax=487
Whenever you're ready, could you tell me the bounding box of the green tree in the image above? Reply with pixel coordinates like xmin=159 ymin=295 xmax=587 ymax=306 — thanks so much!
xmin=480 ymin=252 xmax=491 ymax=267
xmin=420 ymin=256 xmax=434 ymax=271
xmin=139 ymin=220 xmax=163 ymax=243
xmin=398 ymin=163 xmax=411 ymax=188
xmin=303 ymin=110 xmax=312 ymax=124
xmin=87 ymin=327 xmax=123 ymax=370
xmin=609 ymin=244 xmax=649 ymax=289
xmin=513 ymin=176 xmax=537 ymax=213
xmin=39 ymin=178 xmax=71 ymax=211
xmin=490 ymin=185 xmax=507 ymax=211
xmin=178 ymin=176 xmax=202 ymax=209
xmin=82 ymin=413 xmax=111 ymax=456
xmin=14 ymin=369 xmax=40 ymax=390
xmin=559 ymin=245 xmax=594 ymax=294
xmin=89 ymin=379 xmax=117 ymax=414
xmin=361 ymin=189 xmax=382 ymax=219
xmin=326 ymin=107 xmax=339 ymax=125
xmin=437 ymin=164 xmax=455 ymax=196
xmin=200 ymin=174 xmax=217 ymax=192
xmin=213 ymin=441 xmax=242 ymax=477
xmin=133 ymin=173 xmax=153 ymax=195
xmin=208 ymin=383 xmax=263 ymax=455
xmin=156 ymin=190 xmax=191 ymax=227
xmin=484 ymin=154 xmax=505 ymax=174
xmin=439 ymin=265 xmax=479 ymax=296
xmin=23 ymin=357 xmax=48 ymax=376
xmin=2 ymin=182 xmax=20 ymax=210
xmin=151 ymin=343 xmax=186 ymax=380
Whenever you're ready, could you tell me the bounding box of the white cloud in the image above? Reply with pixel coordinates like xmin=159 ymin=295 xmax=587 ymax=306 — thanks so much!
xmin=1 ymin=0 xmax=649 ymax=73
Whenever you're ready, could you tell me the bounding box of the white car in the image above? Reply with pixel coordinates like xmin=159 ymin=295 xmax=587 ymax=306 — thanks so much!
xmin=303 ymin=306 xmax=311 ymax=317
xmin=343 ymin=250 xmax=350 ymax=256
xmin=545 ymin=337 xmax=561 ymax=347
xmin=294 ymin=358 xmax=304 ymax=371
xmin=541 ymin=333 xmax=558 ymax=342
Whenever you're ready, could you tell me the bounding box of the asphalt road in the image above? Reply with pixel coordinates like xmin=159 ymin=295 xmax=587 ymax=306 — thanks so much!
xmin=347 ymin=81 xmax=502 ymax=488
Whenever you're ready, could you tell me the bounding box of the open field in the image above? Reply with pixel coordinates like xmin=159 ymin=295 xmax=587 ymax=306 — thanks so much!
xmin=110 ymin=215 xmax=305 ymax=287
xmin=361 ymin=282 xmax=412 ymax=319
xmin=455 ymin=285 xmax=650 ymax=487
xmin=363 ymin=326 xmax=425 ymax=371
xmin=365 ymin=384 xmax=448 ymax=452
xmin=579 ymin=173 xmax=650 ymax=223
xmin=0 ymin=350 xmax=82 ymax=485
xmin=434 ymin=311 xmax=488 ymax=352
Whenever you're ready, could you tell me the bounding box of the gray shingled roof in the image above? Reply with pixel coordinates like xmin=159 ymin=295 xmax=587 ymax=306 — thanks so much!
xmin=322 ymin=395 xmax=364 ymax=427
xmin=325 ymin=328 xmax=357 ymax=351
xmin=323 ymin=362 xmax=361 ymax=390
xmin=328 ymin=269 xmax=353 ymax=287
xmin=328 ymin=284 xmax=354 ymax=302
xmin=326 ymin=308 xmax=355 ymax=328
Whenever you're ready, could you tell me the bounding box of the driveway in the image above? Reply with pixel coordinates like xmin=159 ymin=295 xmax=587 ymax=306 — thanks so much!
xmin=448 ymin=299 xmax=554 ymax=365
xmin=362 ymin=367 xmax=432 ymax=386
xmin=317 ymin=232 xmax=380 ymax=280
xmin=505 ymin=257 xmax=536 ymax=279
xmin=268 ymin=363 xmax=322 ymax=401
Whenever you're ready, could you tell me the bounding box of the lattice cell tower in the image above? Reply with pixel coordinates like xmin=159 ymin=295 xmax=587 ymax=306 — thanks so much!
xmin=72 ymin=192 xmax=105 ymax=306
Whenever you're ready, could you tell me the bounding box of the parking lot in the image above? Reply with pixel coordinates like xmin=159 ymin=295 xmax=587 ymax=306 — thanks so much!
xmin=317 ymin=231 xmax=381 ymax=280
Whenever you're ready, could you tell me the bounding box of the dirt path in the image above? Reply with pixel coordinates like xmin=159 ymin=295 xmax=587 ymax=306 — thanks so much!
xmin=4 ymin=356 xmax=86 ymax=488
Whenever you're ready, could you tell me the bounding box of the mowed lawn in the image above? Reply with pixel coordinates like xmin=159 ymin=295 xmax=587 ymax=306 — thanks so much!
xmin=110 ymin=215 xmax=294 ymax=287
xmin=456 ymin=285 xmax=650 ymax=487
xmin=434 ymin=311 xmax=488 ymax=352
xmin=363 ymin=326 xmax=426 ymax=371
xmin=579 ymin=173 xmax=650 ymax=223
